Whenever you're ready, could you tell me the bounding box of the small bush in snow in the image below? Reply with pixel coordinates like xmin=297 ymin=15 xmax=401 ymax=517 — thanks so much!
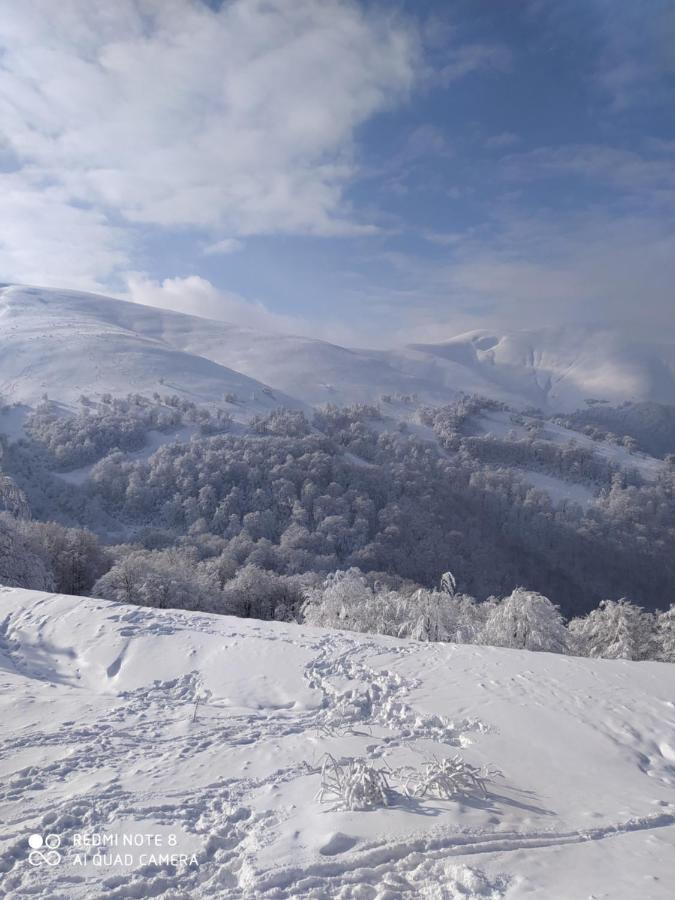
xmin=316 ymin=754 xmax=391 ymax=811
xmin=402 ymin=754 xmax=490 ymax=800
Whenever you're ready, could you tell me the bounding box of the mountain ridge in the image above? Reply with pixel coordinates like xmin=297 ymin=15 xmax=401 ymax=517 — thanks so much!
xmin=1 ymin=284 xmax=674 ymax=412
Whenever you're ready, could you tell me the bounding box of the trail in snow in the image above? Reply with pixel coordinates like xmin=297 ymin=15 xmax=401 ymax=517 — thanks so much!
xmin=0 ymin=588 xmax=674 ymax=898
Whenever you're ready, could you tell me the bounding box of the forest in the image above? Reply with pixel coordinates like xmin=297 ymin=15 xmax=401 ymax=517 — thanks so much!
xmin=1 ymin=393 xmax=674 ymax=662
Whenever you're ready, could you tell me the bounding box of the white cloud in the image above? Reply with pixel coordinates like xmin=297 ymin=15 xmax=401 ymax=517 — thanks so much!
xmin=436 ymin=43 xmax=512 ymax=85
xmin=371 ymin=205 xmax=675 ymax=343
xmin=444 ymin=213 xmax=675 ymax=338
xmin=0 ymin=173 xmax=127 ymax=290
xmin=203 ymin=238 xmax=244 ymax=257
xmin=0 ymin=0 xmax=419 ymax=286
xmin=126 ymin=272 xmax=375 ymax=346
xmin=125 ymin=273 xmax=307 ymax=334
xmin=504 ymin=143 xmax=675 ymax=199
xmin=423 ymin=230 xmax=467 ymax=246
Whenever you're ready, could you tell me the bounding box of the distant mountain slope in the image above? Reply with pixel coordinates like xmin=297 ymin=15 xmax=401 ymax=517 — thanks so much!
xmin=0 ymin=285 xmax=299 ymax=413
xmin=1 ymin=284 xmax=674 ymax=411
xmin=563 ymin=401 xmax=675 ymax=459
xmin=406 ymin=327 xmax=675 ymax=412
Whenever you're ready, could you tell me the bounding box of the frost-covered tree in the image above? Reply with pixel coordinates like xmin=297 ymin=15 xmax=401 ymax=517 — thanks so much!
xmin=0 ymin=474 xmax=31 ymax=519
xmin=25 ymin=522 xmax=110 ymax=596
xmin=302 ymin=569 xmax=381 ymax=633
xmin=440 ymin=571 xmax=457 ymax=596
xmin=482 ymin=588 xmax=568 ymax=653
xmin=302 ymin=569 xmax=482 ymax=644
xmin=404 ymin=588 xmax=456 ymax=642
xmin=656 ymin=605 xmax=675 ymax=662
xmin=92 ymin=554 xmax=147 ymax=605
xmin=6 ymin=395 xmax=675 ymax=620
xmin=567 ymin=599 xmax=652 ymax=660
xmin=220 ymin=564 xmax=307 ymax=620
xmin=93 ymin=550 xmax=214 ymax=611
xmin=0 ymin=513 xmax=53 ymax=591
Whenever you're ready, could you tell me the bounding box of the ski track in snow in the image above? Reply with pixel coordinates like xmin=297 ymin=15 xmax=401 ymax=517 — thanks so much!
xmin=0 ymin=589 xmax=674 ymax=898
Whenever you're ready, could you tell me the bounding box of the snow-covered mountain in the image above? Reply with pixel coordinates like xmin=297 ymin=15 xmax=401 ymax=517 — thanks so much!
xmin=1 ymin=284 xmax=674 ymax=412
xmin=406 ymin=327 xmax=675 ymax=411
xmin=1 ymin=587 xmax=673 ymax=898
xmin=0 ymin=285 xmax=300 ymax=414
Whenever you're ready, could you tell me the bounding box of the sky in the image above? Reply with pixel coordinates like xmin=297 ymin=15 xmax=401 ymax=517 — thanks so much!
xmin=1 ymin=0 xmax=674 ymax=346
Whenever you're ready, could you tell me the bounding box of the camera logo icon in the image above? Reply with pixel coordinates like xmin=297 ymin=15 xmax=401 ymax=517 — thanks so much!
xmin=28 ymin=834 xmax=61 ymax=867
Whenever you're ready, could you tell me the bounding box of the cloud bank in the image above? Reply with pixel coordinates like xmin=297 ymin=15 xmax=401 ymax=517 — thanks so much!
xmin=126 ymin=273 xmax=306 ymax=335
xmin=0 ymin=0 xmax=418 ymax=288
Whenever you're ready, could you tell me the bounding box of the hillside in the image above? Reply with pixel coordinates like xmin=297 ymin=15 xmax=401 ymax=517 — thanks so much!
xmin=407 ymin=327 xmax=675 ymax=412
xmin=0 ymin=588 xmax=673 ymax=898
xmin=0 ymin=285 xmax=300 ymax=415
xmin=2 ymin=285 xmax=675 ymax=412
xmin=0 ymin=282 xmax=673 ymax=616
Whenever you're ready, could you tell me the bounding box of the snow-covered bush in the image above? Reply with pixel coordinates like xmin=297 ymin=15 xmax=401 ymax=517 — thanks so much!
xmin=316 ymin=754 xmax=391 ymax=811
xmin=403 ymin=754 xmax=489 ymax=800
xmin=302 ymin=569 xmax=390 ymax=633
xmin=567 ymin=599 xmax=653 ymax=660
xmin=303 ymin=569 xmax=488 ymax=643
xmin=0 ymin=474 xmax=30 ymax=519
xmin=219 ymin=564 xmax=307 ymax=620
xmin=24 ymin=521 xmax=110 ymax=596
xmin=482 ymin=588 xmax=568 ymax=653
xmin=0 ymin=513 xmax=53 ymax=591
xmin=300 ymin=572 xmax=673 ymax=662
xmin=656 ymin=604 xmax=675 ymax=662
xmin=93 ymin=550 xmax=214 ymax=611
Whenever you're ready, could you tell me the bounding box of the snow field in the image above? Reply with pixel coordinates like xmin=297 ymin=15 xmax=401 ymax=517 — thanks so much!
xmin=0 ymin=588 xmax=673 ymax=897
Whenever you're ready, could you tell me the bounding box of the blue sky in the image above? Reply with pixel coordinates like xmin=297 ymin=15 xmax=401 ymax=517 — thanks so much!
xmin=1 ymin=0 xmax=674 ymax=344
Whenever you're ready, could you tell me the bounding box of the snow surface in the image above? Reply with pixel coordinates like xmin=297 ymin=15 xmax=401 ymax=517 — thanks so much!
xmin=538 ymin=419 xmax=665 ymax=481
xmin=2 ymin=285 xmax=675 ymax=412
xmin=0 ymin=286 xmax=301 ymax=416
xmin=408 ymin=327 xmax=675 ymax=412
xmin=474 ymin=408 xmax=666 ymax=506
xmin=1 ymin=588 xmax=674 ymax=898
xmin=517 ymin=470 xmax=596 ymax=508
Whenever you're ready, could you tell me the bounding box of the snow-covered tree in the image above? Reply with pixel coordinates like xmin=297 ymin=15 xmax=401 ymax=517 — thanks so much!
xmin=0 ymin=514 xmax=53 ymax=591
xmin=26 ymin=522 xmax=110 ymax=596
xmin=302 ymin=569 xmax=380 ymax=633
xmin=440 ymin=571 xmax=457 ymax=596
xmin=92 ymin=554 xmax=151 ymax=606
xmin=405 ymin=588 xmax=456 ymax=642
xmin=567 ymin=599 xmax=653 ymax=660
xmin=0 ymin=475 xmax=30 ymax=519
xmin=220 ymin=564 xmax=305 ymax=620
xmin=93 ymin=551 xmax=213 ymax=611
xmin=303 ymin=569 xmax=484 ymax=645
xmin=656 ymin=605 xmax=675 ymax=662
xmin=482 ymin=588 xmax=568 ymax=653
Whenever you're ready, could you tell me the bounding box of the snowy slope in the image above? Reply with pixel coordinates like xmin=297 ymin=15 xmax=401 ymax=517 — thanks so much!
xmin=407 ymin=327 xmax=675 ymax=412
xmin=1 ymin=588 xmax=674 ymax=898
xmin=473 ymin=408 xmax=666 ymax=509
xmin=2 ymin=285 xmax=674 ymax=412
xmin=0 ymin=286 xmax=301 ymax=414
